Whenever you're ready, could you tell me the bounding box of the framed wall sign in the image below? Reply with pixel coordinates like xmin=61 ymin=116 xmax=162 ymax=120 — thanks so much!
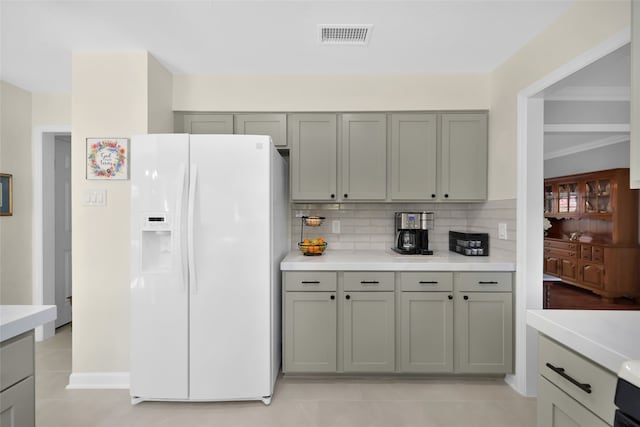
xmin=0 ymin=173 xmax=13 ymax=216
xmin=86 ymin=138 xmax=129 ymax=180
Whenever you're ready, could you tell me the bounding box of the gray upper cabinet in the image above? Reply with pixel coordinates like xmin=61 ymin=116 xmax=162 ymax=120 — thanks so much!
xmin=289 ymin=114 xmax=338 ymax=201
xmin=400 ymin=292 xmax=453 ymax=373
xmin=390 ymin=113 xmax=438 ymax=201
xmin=440 ymin=113 xmax=488 ymax=201
xmin=341 ymin=113 xmax=387 ymax=201
xmin=234 ymin=113 xmax=287 ymax=147
xmin=183 ymin=114 xmax=233 ymax=134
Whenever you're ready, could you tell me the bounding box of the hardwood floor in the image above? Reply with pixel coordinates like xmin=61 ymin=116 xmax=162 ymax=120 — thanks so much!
xmin=543 ymin=281 xmax=640 ymax=310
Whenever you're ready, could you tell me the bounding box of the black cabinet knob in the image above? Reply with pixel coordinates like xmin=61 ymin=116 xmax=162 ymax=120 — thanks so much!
xmin=444 ymin=194 xmax=449 ymax=198
xmin=431 ymin=194 xmax=436 ymax=198
xmin=463 ymin=295 xmax=469 ymax=300
xmin=344 ymin=194 xmax=348 ymax=198
xmin=330 ymin=194 xmax=335 ymax=199
xmin=346 ymin=294 xmax=351 ymax=300
xmin=330 ymin=295 xmax=335 ymax=300
xmin=448 ymin=295 xmax=453 ymax=300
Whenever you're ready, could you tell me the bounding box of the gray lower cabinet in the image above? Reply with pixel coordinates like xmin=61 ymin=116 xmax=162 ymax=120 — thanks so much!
xmin=284 ymin=291 xmax=337 ymax=372
xmin=454 ymin=272 xmax=513 ymax=374
xmin=288 ymin=113 xmax=338 ymax=201
xmin=343 ymin=291 xmax=395 ymax=372
xmin=183 ymin=113 xmax=233 ymax=134
xmin=400 ymin=292 xmax=453 ymax=373
xmin=340 ymin=113 xmax=387 ymax=201
xmin=234 ymin=113 xmax=287 ymax=147
xmin=390 ymin=113 xmax=438 ymax=201
xmin=0 ymin=331 xmax=35 ymax=427
xmin=440 ymin=113 xmax=488 ymax=201
xmin=537 ymin=376 xmax=609 ymax=427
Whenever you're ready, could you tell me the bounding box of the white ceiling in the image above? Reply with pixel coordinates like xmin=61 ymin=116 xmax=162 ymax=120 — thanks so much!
xmin=1 ymin=0 xmax=574 ymax=93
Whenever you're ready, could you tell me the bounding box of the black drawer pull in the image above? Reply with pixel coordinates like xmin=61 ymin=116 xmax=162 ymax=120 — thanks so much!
xmin=478 ymin=281 xmax=499 ymax=285
xmin=545 ymin=363 xmax=592 ymax=394
xmin=301 ymin=281 xmax=320 ymax=284
xmin=330 ymin=295 xmax=335 ymax=300
xmin=346 ymin=294 xmax=351 ymax=300
xmin=360 ymin=281 xmax=380 ymax=284
xmin=419 ymin=281 xmax=439 ymax=284
xmin=463 ymin=295 xmax=469 ymax=300
xmin=448 ymin=295 xmax=453 ymax=300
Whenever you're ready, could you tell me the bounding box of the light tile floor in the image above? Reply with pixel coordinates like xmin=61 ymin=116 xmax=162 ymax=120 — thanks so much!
xmin=36 ymin=325 xmax=537 ymax=427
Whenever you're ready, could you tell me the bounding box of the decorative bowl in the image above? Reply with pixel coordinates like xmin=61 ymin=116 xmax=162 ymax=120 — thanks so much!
xmin=304 ymin=216 xmax=324 ymax=226
xmin=298 ymin=241 xmax=327 ymax=256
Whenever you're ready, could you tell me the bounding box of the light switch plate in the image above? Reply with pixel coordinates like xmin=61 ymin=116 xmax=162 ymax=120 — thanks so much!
xmin=332 ymin=220 xmax=341 ymax=234
xmin=498 ymin=223 xmax=508 ymax=240
xmin=83 ymin=189 xmax=107 ymax=207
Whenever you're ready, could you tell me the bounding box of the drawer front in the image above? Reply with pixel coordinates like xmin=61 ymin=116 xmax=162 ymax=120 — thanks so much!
xmin=592 ymin=246 xmax=604 ymax=263
xmin=538 ymin=334 xmax=616 ymax=425
xmin=455 ymin=272 xmax=512 ymax=292
xmin=284 ymin=272 xmax=337 ymax=291
xmin=544 ymin=240 xmax=578 ymax=251
xmin=580 ymin=245 xmax=592 ymax=261
xmin=544 ymin=248 xmax=578 ymax=259
xmin=400 ymin=272 xmax=453 ymax=291
xmin=344 ymin=272 xmax=395 ymax=291
xmin=0 ymin=331 xmax=34 ymax=392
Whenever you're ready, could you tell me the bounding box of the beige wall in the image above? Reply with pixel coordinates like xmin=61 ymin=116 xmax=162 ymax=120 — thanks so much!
xmin=32 ymin=93 xmax=71 ymax=127
xmin=148 ymin=55 xmax=174 ymax=133
xmin=0 ymin=82 xmax=33 ymax=304
xmin=173 ymin=74 xmax=490 ymax=112
xmin=489 ymin=0 xmax=630 ymax=200
xmin=71 ymin=52 xmax=173 ymax=373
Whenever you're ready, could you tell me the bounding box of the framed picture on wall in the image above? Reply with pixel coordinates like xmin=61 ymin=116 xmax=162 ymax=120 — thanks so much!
xmin=0 ymin=173 xmax=13 ymax=216
xmin=86 ymin=138 xmax=129 ymax=180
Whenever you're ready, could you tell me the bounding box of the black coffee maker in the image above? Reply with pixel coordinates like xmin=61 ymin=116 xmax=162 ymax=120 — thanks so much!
xmin=392 ymin=212 xmax=434 ymax=255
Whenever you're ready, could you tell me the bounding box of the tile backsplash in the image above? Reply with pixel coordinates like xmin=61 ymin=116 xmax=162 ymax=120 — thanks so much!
xmin=290 ymin=199 xmax=516 ymax=260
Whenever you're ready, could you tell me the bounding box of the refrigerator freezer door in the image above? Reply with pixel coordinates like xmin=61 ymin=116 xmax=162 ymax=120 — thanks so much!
xmin=188 ymin=135 xmax=272 ymax=400
xmin=130 ymin=134 xmax=190 ymax=400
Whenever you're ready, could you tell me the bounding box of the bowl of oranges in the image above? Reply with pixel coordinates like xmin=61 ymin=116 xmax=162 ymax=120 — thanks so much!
xmin=298 ymin=238 xmax=327 ymax=256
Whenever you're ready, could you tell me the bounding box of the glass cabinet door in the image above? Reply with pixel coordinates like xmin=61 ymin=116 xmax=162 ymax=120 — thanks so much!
xmin=544 ymin=184 xmax=554 ymax=214
xmin=585 ymin=179 xmax=612 ymax=214
xmin=558 ymin=182 xmax=579 ymax=214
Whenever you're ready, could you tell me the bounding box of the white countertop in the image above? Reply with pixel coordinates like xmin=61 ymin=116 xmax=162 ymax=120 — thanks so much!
xmin=527 ymin=309 xmax=640 ymax=373
xmin=281 ymin=249 xmax=515 ymax=271
xmin=0 ymin=305 xmax=57 ymax=342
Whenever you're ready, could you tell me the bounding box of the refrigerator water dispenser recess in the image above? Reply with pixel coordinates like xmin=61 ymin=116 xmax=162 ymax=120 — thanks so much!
xmin=141 ymin=214 xmax=173 ymax=273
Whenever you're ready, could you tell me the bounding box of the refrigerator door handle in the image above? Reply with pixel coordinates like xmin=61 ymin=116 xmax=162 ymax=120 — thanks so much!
xmin=176 ymin=163 xmax=187 ymax=292
xmin=188 ymin=164 xmax=198 ymax=294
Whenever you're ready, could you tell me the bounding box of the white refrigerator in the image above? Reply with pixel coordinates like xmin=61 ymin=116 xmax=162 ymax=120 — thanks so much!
xmin=129 ymin=134 xmax=288 ymax=405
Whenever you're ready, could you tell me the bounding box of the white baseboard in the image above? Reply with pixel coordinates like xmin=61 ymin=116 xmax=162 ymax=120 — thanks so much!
xmin=66 ymin=372 xmax=130 ymax=389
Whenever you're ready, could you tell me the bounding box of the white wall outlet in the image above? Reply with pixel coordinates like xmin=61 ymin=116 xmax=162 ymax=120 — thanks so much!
xmin=498 ymin=223 xmax=508 ymax=240
xmin=83 ymin=189 xmax=107 ymax=207
xmin=332 ymin=220 xmax=341 ymax=234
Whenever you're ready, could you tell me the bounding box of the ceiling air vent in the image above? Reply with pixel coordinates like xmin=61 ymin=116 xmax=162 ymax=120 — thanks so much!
xmin=318 ymin=25 xmax=372 ymax=45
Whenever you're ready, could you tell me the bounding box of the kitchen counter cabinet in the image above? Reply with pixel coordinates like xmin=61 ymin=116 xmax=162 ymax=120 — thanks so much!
xmin=454 ymin=272 xmax=513 ymax=374
xmin=537 ymin=375 xmax=609 ymax=427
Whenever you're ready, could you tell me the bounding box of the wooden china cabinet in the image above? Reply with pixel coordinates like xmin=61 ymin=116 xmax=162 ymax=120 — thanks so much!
xmin=543 ymin=168 xmax=640 ymax=301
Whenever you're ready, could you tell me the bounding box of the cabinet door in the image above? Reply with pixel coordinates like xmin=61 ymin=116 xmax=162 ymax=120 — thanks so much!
xmin=537 ymin=376 xmax=609 ymax=427
xmin=289 ymin=114 xmax=337 ymax=201
xmin=544 ymin=256 xmax=560 ymax=275
xmin=560 ymin=259 xmax=577 ymax=281
xmin=580 ymin=264 xmax=605 ymax=289
xmin=284 ymin=292 xmax=337 ymax=372
xmin=234 ymin=113 xmax=287 ymax=147
xmin=183 ymin=114 xmax=233 ymax=134
xmin=400 ymin=292 xmax=453 ymax=373
xmin=390 ymin=113 xmax=437 ymax=201
xmin=440 ymin=113 xmax=488 ymax=201
xmin=343 ymin=292 xmax=395 ymax=372
xmin=455 ymin=292 xmax=513 ymax=374
xmin=0 ymin=376 xmax=35 ymax=427
xmin=341 ymin=113 xmax=387 ymax=201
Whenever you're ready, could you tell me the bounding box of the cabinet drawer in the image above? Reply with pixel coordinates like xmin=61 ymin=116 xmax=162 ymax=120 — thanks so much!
xmin=544 ymin=240 xmax=578 ymax=251
xmin=544 ymin=248 xmax=578 ymax=258
xmin=344 ymin=272 xmax=394 ymax=291
xmin=0 ymin=331 xmax=34 ymax=392
xmin=284 ymin=272 xmax=337 ymax=291
xmin=454 ymin=272 xmax=512 ymax=292
xmin=538 ymin=334 xmax=616 ymax=425
xmin=592 ymin=246 xmax=604 ymax=263
xmin=399 ymin=272 xmax=453 ymax=291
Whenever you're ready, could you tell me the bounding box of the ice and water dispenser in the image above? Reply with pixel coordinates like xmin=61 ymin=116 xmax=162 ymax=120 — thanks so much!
xmin=140 ymin=214 xmax=173 ymax=272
